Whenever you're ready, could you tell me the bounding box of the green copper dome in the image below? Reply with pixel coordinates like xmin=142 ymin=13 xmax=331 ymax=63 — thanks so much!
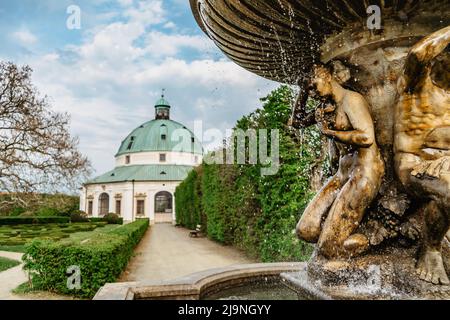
xmin=116 ymin=119 xmax=203 ymax=156
xmin=155 ymin=97 xmax=171 ymax=107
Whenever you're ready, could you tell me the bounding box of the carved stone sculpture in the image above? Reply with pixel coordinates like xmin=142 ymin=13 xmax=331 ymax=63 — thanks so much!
xmin=394 ymin=26 xmax=450 ymax=285
xmin=191 ymin=0 xmax=450 ymax=297
xmin=296 ymin=64 xmax=385 ymax=259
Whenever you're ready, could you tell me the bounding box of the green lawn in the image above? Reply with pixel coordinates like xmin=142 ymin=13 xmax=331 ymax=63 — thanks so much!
xmin=0 ymin=222 xmax=108 ymax=250
xmin=0 ymin=256 xmax=20 ymax=272
xmin=0 ymin=245 xmax=26 ymax=253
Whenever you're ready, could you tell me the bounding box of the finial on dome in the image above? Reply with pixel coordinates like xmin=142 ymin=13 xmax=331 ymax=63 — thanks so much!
xmin=155 ymin=89 xmax=170 ymax=120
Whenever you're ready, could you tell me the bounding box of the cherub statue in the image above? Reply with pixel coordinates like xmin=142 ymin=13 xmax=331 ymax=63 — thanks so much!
xmin=295 ymin=62 xmax=385 ymax=259
xmin=395 ymin=26 xmax=450 ymax=285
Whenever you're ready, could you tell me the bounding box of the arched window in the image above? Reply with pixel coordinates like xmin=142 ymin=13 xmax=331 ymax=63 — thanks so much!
xmin=98 ymin=193 xmax=110 ymax=216
xmin=155 ymin=191 xmax=173 ymax=214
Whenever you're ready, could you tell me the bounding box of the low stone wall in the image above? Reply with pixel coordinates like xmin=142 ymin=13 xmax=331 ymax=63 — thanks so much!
xmin=94 ymin=262 xmax=305 ymax=300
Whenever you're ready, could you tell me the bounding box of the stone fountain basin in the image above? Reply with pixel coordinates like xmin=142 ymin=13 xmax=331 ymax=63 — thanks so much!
xmin=191 ymin=0 xmax=450 ymax=84
xmin=93 ymin=262 xmax=305 ymax=300
xmin=94 ymin=247 xmax=450 ymax=300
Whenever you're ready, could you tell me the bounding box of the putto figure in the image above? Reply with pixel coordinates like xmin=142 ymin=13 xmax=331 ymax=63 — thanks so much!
xmin=395 ymin=26 xmax=450 ymax=285
xmin=296 ymin=63 xmax=385 ymax=259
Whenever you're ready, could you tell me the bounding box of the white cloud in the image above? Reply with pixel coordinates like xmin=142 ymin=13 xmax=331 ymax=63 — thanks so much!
xmin=77 ymin=22 xmax=145 ymax=62
xmin=14 ymin=0 xmax=278 ymax=176
xmin=124 ymin=0 xmax=165 ymax=25
xmin=12 ymin=29 xmax=38 ymax=46
xmin=163 ymin=21 xmax=176 ymax=30
xmin=143 ymin=31 xmax=214 ymax=57
xmin=117 ymin=0 xmax=133 ymax=7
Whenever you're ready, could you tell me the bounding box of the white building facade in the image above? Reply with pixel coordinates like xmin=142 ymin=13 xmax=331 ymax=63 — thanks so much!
xmin=80 ymin=96 xmax=203 ymax=224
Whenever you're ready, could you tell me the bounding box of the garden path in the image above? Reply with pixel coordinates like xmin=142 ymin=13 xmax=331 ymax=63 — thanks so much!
xmin=0 ymin=251 xmax=26 ymax=300
xmin=120 ymin=223 xmax=254 ymax=282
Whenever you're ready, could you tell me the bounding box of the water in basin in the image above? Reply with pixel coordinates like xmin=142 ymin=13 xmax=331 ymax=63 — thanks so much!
xmin=203 ymin=281 xmax=300 ymax=300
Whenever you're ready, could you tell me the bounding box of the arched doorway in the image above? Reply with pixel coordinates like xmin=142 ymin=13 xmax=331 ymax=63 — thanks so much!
xmin=155 ymin=191 xmax=173 ymax=213
xmin=98 ymin=193 xmax=110 ymax=216
xmin=154 ymin=191 xmax=173 ymax=223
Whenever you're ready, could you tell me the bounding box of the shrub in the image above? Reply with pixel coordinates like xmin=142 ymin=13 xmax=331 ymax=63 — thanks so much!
xmin=102 ymin=213 xmax=121 ymax=225
xmin=70 ymin=210 xmax=89 ymax=223
xmin=35 ymin=207 xmax=60 ymax=217
xmin=0 ymin=216 xmax=70 ymax=225
xmin=89 ymin=216 xmax=124 ymax=225
xmin=23 ymin=218 xmax=149 ymax=298
xmin=9 ymin=207 xmax=26 ymax=217
xmin=19 ymin=211 xmax=35 ymax=217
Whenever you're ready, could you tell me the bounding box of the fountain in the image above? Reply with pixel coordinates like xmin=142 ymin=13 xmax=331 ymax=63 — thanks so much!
xmin=190 ymin=0 xmax=450 ymax=299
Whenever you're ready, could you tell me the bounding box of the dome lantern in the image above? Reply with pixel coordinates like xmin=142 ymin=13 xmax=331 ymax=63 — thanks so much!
xmin=155 ymin=89 xmax=170 ymax=120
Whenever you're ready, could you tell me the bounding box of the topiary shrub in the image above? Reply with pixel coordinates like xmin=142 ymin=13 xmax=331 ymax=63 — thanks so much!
xmin=89 ymin=216 xmax=123 ymax=225
xmin=70 ymin=210 xmax=89 ymax=223
xmin=103 ymin=213 xmax=121 ymax=225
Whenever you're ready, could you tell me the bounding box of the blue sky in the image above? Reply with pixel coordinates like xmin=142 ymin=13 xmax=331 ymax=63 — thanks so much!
xmin=0 ymin=0 xmax=277 ymax=176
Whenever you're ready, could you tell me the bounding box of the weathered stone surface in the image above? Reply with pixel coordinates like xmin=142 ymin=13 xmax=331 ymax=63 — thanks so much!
xmin=191 ymin=0 xmax=449 ymax=84
xmin=94 ymin=263 xmax=305 ymax=300
xmin=191 ymin=0 xmax=450 ymax=297
xmin=283 ymin=240 xmax=450 ymax=300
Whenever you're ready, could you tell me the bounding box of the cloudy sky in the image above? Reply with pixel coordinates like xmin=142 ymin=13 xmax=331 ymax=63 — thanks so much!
xmin=0 ymin=0 xmax=278 ymax=176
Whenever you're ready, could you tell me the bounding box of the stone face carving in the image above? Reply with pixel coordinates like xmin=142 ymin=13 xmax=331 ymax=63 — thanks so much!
xmin=296 ymin=64 xmax=385 ymax=259
xmin=394 ymin=26 xmax=450 ymax=285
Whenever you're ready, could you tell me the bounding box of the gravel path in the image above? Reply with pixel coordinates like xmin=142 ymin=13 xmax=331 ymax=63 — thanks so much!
xmin=120 ymin=223 xmax=254 ymax=282
xmin=0 ymin=251 xmax=27 ymax=300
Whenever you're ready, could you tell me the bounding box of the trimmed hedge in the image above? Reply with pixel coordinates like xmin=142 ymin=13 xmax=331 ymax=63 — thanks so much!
xmin=175 ymin=167 xmax=204 ymax=230
xmin=0 ymin=215 xmax=124 ymax=226
xmin=23 ymin=218 xmax=149 ymax=298
xmin=175 ymin=86 xmax=323 ymax=262
xmin=89 ymin=217 xmax=124 ymax=225
xmin=0 ymin=216 xmax=70 ymax=225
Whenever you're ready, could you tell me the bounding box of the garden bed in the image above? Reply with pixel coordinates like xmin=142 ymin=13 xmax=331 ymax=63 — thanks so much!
xmin=0 ymin=222 xmax=107 ymax=248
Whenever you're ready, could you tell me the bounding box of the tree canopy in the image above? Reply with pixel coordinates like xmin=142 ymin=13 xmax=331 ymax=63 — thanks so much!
xmin=0 ymin=62 xmax=90 ymax=207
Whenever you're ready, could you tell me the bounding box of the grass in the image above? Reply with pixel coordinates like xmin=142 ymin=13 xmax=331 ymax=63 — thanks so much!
xmin=0 ymin=256 xmax=20 ymax=272
xmin=0 ymin=222 xmax=108 ymax=248
xmin=0 ymin=245 xmax=26 ymax=253
xmin=12 ymin=281 xmax=79 ymax=300
xmin=12 ymin=281 xmax=33 ymax=294
xmin=67 ymin=224 xmax=120 ymax=242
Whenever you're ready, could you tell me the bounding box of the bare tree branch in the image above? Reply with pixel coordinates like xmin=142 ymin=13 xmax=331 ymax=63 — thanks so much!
xmin=0 ymin=62 xmax=91 ymax=207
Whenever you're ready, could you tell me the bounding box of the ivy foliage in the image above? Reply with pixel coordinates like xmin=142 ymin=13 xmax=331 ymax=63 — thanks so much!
xmin=176 ymin=86 xmax=327 ymax=262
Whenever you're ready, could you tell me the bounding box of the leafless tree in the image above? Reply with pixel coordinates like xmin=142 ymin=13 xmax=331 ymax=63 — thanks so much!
xmin=0 ymin=62 xmax=91 ymax=208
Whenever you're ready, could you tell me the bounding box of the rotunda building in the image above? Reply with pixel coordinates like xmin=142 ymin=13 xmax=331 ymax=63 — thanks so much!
xmin=80 ymin=95 xmax=203 ymax=224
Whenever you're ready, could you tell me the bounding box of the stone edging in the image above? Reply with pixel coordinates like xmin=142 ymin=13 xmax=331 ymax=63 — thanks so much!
xmin=94 ymin=262 xmax=306 ymax=300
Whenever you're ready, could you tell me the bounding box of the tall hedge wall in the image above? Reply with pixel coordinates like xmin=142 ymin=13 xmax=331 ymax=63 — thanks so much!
xmin=175 ymin=167 xmax=203 ymax=230
xmin=175 ymin=86 xmax=328 ymax=262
